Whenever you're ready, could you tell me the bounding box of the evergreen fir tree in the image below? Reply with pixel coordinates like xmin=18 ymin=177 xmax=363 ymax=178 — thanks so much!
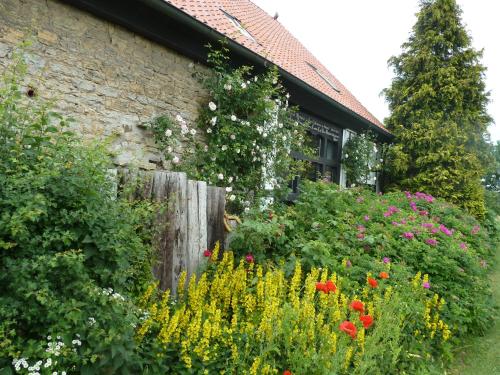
xmin=383 ymin=0 xmax=492 ymax=217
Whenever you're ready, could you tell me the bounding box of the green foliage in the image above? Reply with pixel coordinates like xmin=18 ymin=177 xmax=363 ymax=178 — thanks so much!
xmin=341 ymin=131 xmax=380 ymax=187
xmin=0 ymin=54 xmax=153 ymax=373
xmin=383 ymin=0 xmax=492 ymax=218
xmin=230 ymin=182 xmax=496 ymax=337
xmin=148 ymin=43 xmax=311 ymax=212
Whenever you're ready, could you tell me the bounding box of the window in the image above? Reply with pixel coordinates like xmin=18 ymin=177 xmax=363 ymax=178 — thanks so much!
xmin=290 ymin=112 xmax=342 ymax=190
xmin=306 ymin=62 xmax=341 ymax=93
xmin=221 ymin=9 xmax=257 ymax=43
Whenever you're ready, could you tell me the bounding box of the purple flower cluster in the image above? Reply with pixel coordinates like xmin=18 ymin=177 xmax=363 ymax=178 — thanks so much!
xmin=383 ymin=205 xmax=400 ymax=217
xmin=425 ymin=238 xmax=438 ymax=246
xmin=402 ymin=232 xmax=415 ymax=240
xmin=439 ymin=224 xmax=453 ymax=236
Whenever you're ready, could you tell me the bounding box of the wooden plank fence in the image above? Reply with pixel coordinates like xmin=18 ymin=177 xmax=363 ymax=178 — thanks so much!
xmin=116 ymin=170 xmax=225 ymax=292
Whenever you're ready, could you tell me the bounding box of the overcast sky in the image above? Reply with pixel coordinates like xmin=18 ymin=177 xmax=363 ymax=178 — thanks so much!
xmin=253 ymin=0 xmax=500 ymax=142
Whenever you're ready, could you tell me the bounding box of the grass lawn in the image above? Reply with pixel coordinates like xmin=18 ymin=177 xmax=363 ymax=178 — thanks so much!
xmin=449 ymin=230 xmax=500 ymax=375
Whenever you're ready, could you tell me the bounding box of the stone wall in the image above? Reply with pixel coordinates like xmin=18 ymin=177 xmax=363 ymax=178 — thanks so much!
xmin=0 ymin=0 xmax=208 ymax=169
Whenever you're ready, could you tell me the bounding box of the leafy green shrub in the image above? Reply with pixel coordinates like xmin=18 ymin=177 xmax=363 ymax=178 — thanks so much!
xmin=0 ymin=54 xmax=153 ymax=373
xmin=230 ymin=182 xmax=495 ymax=337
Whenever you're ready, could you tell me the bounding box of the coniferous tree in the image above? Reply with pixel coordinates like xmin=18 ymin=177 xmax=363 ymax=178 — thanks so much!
xmin=383 ymin=0 xmax=492 ymax=217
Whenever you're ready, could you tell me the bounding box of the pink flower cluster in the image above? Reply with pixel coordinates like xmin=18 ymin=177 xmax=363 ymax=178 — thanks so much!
xmin=425 ymin=238 xmax=438 ymax=246
xmin=383 ymin=206 xmax=400 ymax=217
xmin=471 ymin=225 xmax=480 ymax=235
xmin=439 ymin=224 xmax=453 ymax=236
xmin=402 ymin=232 xmax=414 ymax=240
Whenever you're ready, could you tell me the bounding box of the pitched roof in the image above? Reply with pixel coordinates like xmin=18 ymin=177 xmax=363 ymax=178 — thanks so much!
xmin=165 ymin=0 xmax=386 ymax=131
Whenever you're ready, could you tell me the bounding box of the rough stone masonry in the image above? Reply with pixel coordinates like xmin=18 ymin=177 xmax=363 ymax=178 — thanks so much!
xmin=0 ymin=0 xmax=208 ymax=170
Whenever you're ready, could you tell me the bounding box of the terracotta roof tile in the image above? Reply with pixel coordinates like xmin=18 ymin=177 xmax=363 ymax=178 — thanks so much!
xmin=165 ymin=0 xmax=385 ymax=130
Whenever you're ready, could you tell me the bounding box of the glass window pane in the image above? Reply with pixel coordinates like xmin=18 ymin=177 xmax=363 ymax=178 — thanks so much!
xmin=326 ymin=139 xmax=338 ymax=160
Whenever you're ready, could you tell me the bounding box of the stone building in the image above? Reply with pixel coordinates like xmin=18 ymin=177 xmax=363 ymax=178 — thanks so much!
xmin=0 ymin=0 xmax=392 ymax=183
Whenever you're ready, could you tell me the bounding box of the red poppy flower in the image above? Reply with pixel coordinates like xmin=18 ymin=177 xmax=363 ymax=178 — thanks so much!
xmin=368 ymin=277 xmax=378 ymax=288
xmin=283 ymin=371 xmax=292 ymax=375
xmin=325 ymin=280 xmax=337 ymax=293
xmin=203 ymin=249 xmax=212 ymax=257
xmin=359 ymin=315 xmax=374 ymax=329
xmin=339 ymin=321 xmax=357 ymax=339
xmin=349 ymin=300 xmax=364 ymax=313
xmin=379 ymin=271 xmax=389 ymax=279
xmin=316 ymin=282 xmax=327 ymax=293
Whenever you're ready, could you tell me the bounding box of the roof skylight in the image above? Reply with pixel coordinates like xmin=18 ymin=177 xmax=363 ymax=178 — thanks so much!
xmin=220 ymin=9 xmax=257 ymax=43
xmin=306 ymin=62 xmax=341 ymax=93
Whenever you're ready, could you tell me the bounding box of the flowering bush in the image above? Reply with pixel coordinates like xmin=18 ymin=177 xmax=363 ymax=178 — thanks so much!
xmin=137 ymin=244 xmax=451 ymax=374
xmin=230 ymin=182 xmax=495 ymax=337
xmin=149 ymin=44 xmax=310 ymax=211
xmin=0 ymin=54 xmax=154 ymax=373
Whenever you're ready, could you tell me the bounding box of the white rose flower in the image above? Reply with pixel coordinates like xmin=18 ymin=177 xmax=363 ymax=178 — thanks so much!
xmin=172 ymin=156 xmax=180 ymax=164
xmin=208 ymin=101 xmax=217 ymax=111
xmin=221 ymin=145 xmax=228 ymax=151
xmin=229 ymin=194 xmax=236 ymax=201
xmin=217 ymin=173 xmax=224 ymax=180
xmin=225 ymin=186 xmax=232 ymax=192
xmin=190 ymin=129 xmax=196 ymax=136
xmin=224 ymin=83 xmax=232 ymax=91
xmin=207 ymin=128 xmax=212 ymax=133
xmin=241 ymin=82 xmax=247 ymax=89
xmin=164 ymin=129 xmax=172 ymax=137
xmin=210 ymin=116 xmax=217 ymax=125
xmin=230 ymin=134 xmax=236 ymax=140
xmin=230 ymin=114 xmax=237 ymax=121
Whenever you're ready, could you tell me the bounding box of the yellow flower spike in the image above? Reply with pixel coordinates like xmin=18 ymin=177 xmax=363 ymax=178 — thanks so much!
xmin=194 ymin=318 xmax=212 ymax=361
xmin=331 ymin=332 xmax=338 ymax=354
xmin=384 ymin=286 xmax=393 ymax=302
xmin=320 ymin=267 xmax=329 ymax=282
xmin=412 ymin=272 xmax=422 ymax=289
xmin=210 ymin=241 xmax=220 ymax=262
xmin=139 ymin=281 xmax=158 ymax=309
xmin=358 ymin=327 xmax=365 ymax=352
xmin=289 ymin=261 xmax=302 ymax=309
xmin=362 ymin=286 xmax=369 ymax=300
xmin=250 ymin=357 xmax=261 ymax=375
xmin=344 ymin=346 xmax=354 ymax=370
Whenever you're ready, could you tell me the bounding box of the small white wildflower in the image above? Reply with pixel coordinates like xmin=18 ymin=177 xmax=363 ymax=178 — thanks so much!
xmin=224 ymin=83 xmax=232 ymax=91
xmin=175 ymin=114 xmax=183 ymax=123
xmin=62 ymin=372 xmax=67 ymax=375
xmin=345 ymin=154 xmax=349 ymax=159
xmin=230 ymin=134 xmax=236 ymax=140
xmin=225 ymin=186 xmax=232 ymax=192
xmin=236 ymin=148 xmax=240 ymax=153
xmin=211 ymin=156 xmax=216 ymax=161
xmin=263 ymin=132 xmax=268 ymax=138
xmin=88 ymin=317 xmax=96 ymax=326
xmin=244 ymin=207 xmax=250 ymax=212
xmin=208 ymin=101 xmax=217 ymax=111
xmin=217 ymin=173 xmax=224 ymax=181
xmin=286 ymin=93 xmax=290 ymax=99
xmin=206 ymin=128 xmax=212 ymax=134
xmin=221 ymin=145 xmax=228 ymax=151
xmin=44 ymin=358 xmax=52 ymax=368
xmin=282 ymin=136 xmax=287 ymax=141
xmin=229 ymin=194 xmax=236 ymax=201
xmin=272 ymin=78 xmax=278 ymax=84
xmin=164 ymin=129 xmax=172 ymax=137
xmin=228 ymin=176 xmax=234 ymax=183
xmin=278 ymin=122 xmax=283 ymax=128
xmin=254 ymin=76 xmax=258 ymax=82
xmin=190 ymin=129 xmax=196 ymax=136
xmin=241 ymin=82 xmax=247 ymax=89
xmin=172 ymin=156 xmax=180 ymax=164
xmin=210 ymin=116 xmax=217 ymax=126
xmin=167 ymin=146 xmax=173 ymax=153
xmin=180 ymin=124 xmax=189 ymax=135
xmin=230 ymin=115 xmax=237 ymax=121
